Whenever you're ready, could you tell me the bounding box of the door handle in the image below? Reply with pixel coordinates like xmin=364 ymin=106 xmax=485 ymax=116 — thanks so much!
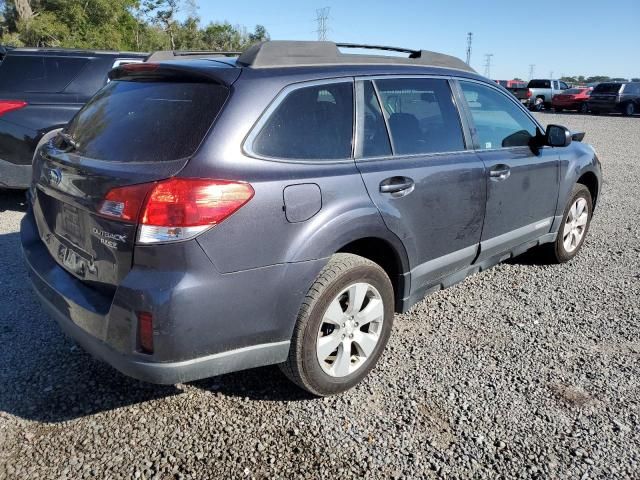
xmin=379 ymin=176 xmax=415 ymax=197
xmin=489 ymin=164 xmax=511 ymax=181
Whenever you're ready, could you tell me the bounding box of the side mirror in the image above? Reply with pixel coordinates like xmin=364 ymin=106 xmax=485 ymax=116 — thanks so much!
xmin=545 ymin=124 xmax=572 ymax=147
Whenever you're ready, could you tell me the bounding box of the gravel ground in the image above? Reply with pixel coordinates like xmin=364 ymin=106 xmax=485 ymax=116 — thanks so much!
xmin=0 ymin=113 xmax=639 ymax=479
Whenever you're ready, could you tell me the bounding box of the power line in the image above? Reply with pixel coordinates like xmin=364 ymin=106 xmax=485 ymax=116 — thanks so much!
xmin=483 ymin=53 xmax=493 ymax=78
xmin=529 ymin=64 xmax=535 ymax=80
xmin=315 ymin=7 xmax=330 ymax=41
xmin=466 ymin=32 xmax=472 ymax=65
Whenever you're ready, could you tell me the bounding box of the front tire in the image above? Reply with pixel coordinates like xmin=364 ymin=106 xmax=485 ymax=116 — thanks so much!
xmin=623 ymin=102 xmax=635 ymax=116
xmin=280 ymin=253 xmax=394 ymax=396
xmin=550 ymin=184 xmax=593 ymax=263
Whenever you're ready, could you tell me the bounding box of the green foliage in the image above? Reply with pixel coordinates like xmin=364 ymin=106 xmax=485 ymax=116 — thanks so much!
xmin=0 ymin=0 xmax=269 ymax=52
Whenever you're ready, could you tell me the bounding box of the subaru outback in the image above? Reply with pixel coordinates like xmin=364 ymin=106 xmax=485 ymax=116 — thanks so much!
xmin=21 ymin=41 xmax=601 ymax=396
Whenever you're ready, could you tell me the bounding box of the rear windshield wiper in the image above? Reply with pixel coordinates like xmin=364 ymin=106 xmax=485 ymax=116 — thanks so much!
xmin=58 ymin=132 xmax=79 ymax=151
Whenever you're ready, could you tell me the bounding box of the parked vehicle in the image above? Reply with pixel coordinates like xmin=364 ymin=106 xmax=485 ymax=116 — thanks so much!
xmin=0 ymin=47 xmax=147 ymax=189
xmin=21 ymin=41 xmax=601 ymax=396
xmin=526 ymin=79 xmax=570 ymax=111
xmin=588 ymin=82 xmax=640 ymax=116
xmin=496 ymin=79 xmax=528 ymax=99
xmin=552 ymin=87 xmax=593 ymax=113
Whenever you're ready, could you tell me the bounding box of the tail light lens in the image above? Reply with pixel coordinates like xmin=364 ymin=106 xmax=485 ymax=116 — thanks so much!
xmin=99 ymin=178 xmax=254 ymax=244
xmin=0 ymin=100 xmax=27 ymax=116
xmin=526 ymin=89 xmax=532 ymax=98
xmin=138 ymin=312 xmax=154 ymax=354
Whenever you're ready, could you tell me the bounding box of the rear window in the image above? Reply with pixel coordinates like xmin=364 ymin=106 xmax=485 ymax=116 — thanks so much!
xmin=0 ymin=55 xmax=89 ymax=92
xmin=64 ymin=80 xmax=228 ymax=162
xmin=593 ymin=83 xmax=622 ymax=94
xmin=565 ymin=88 xmax=584 ymax=94
xmin=527 ymin=80 xmax=551 ymax=89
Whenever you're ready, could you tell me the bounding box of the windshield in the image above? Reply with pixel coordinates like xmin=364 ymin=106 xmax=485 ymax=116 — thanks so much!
xmin=64 ymin=80 xmax=228 ymax=162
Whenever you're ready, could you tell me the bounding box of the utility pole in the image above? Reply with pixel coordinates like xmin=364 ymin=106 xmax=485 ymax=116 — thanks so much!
xmin=550 ymin=71 xmax=554 ymax=79
xmin=466 ymin=32 xmax=473 ymax=65
xmin=529 ymin=64 xmax=535 ymax=80
xmin=483 ymin=53 xmax=493 ymax=78
xmin=315 ymin=7 xmax=330 ymax=41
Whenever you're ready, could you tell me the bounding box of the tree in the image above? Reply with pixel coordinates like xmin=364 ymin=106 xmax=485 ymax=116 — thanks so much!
xmin=0 ymin=0 xmax=269 ymax=52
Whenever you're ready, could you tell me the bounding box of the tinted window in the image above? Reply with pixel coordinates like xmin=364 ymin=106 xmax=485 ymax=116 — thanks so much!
xmin=593 ymin=83 xmax=622 ymax=94
xmin=460 ymin=81 xmax=538 ymax=150
xmin=0 ymin=55 xmax=89 ymax=92
xmin=252 ymin=82 xmax=353 ymax=160
xmin=64 ymin=80 xmax=228 ymax=162
xmin=374 ymin=78 xmax=464 ymax=155
xmin=565 ymin=88 xmax=584 ymax=94
xmin=560 ymin=82 xmax=569 ymax=89
xmin=527 ymin=79 xmax=551 ymax=89
xmin=359 ymin=81 xmax=391 ymax=157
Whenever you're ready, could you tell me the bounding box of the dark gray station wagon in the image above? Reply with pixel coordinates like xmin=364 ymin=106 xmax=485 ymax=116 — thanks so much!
xmin=21 ymin=41 xmax=601 ymax=396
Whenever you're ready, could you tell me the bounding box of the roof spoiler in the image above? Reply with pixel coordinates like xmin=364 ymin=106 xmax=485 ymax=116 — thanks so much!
xmin=147 ymin=50 xmax=242 ymax=62
xmin=236 ymin=41 xmax=475 ymax=72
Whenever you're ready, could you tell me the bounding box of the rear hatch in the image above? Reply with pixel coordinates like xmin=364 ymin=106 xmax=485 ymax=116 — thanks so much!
xmin=31 ymin=64 xmax=237 ymax=290
xmin=590 ymin=83 xmax=622 ymax=103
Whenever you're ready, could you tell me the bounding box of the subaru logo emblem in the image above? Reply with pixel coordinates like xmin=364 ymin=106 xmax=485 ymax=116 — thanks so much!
xmin=48 ymin=168 xmax=62 ymax=185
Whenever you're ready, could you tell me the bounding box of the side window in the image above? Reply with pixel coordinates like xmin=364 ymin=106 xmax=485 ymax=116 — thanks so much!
xmin=560 ymin=81 xmax=569 ymax=90
xmin=553 ymin=81 xmax=559 ymax=90
xmin=0 ymin=55 xmax=89 ymax=93
xmin=460 ymin=81 xmax=538 ymax=150
xmin=374 ymin=78 xmax=465 ymax=155
xmin=251 ymin=82 xmax=353 ymax=160
xmin=359 ymin=81 xmax=392 ymax=157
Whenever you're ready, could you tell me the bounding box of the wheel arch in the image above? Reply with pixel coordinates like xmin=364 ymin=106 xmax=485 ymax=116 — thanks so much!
xmin=577 ymin=171 xmax=599 ymax=210
xmin=336 ymin=236 xmax=409 ymax=313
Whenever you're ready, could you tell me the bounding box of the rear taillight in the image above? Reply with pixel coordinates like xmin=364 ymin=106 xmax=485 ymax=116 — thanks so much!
xmin=138 ymin=311 xmax=154 ymax=354
xmin=0 ymin=100 xmax=27 ymax=116
xmin=99 ymin=178 xmax=254 ymax=244
xmin=526 ymin=89 xmax=532 ymax=98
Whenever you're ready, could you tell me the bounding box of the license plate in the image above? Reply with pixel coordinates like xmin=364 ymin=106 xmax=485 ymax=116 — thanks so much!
xmin=61 ymin=203 xmax=82 ymax=240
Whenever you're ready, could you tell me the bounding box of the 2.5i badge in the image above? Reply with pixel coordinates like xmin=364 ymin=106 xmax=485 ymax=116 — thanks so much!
xmin=92 ymin=227 xmax=127 ymax=249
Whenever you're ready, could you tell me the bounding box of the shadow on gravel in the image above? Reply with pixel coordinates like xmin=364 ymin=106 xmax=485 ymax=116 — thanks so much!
xmin=191 ymin=365 xmax=316 ymax=402
xmin=0 ymin=231 xmax=182 ymax=423
xmin=0 ymin=188 xmax=28 ymax=213
xmin=506 ymin=248 xmax=556 ymax=266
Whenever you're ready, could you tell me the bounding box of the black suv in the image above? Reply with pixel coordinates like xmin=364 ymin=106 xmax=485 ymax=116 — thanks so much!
xmin=589 ymin=82 xmax=640 ymax=116
xmin=0 ymin=48 xmax=147 ymax=188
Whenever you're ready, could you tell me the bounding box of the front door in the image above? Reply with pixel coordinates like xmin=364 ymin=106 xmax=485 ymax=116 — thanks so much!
xmin=355 ymin=77 xmax=486 ymax=293
xmin=457 ymin=80 xmax=560 ymax=261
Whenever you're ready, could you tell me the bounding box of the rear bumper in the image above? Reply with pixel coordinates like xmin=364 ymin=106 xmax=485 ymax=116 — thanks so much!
xmin=0 ymin=158 xmax=31 ymax=189
xmin=21 ymin=208 xmax=324 ymax=384
xmin=588 ymin=101 xmax=618 ymax=112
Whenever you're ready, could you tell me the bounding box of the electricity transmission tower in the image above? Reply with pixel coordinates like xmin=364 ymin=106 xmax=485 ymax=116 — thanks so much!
xmin=466 ymin=32 xmax=472 ymax=65
xmin=483 ymin=53 xmax=493 ymax=78
xmin=315 ymin=7 xmax=330 ymax=41
xmin=529 ymin=64 xmax=535 ymax=79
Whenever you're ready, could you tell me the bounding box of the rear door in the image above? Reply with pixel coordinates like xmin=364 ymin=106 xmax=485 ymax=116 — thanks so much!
xmin=354 ymin=76 xmax=486 ymax=290
xmin=456 ymin=79 xmax=559 ymax=262
xmin=31 ymin=72 xmax=234 ymax=288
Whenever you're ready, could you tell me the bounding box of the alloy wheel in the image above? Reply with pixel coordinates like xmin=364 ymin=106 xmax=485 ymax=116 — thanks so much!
xmin=563 ymin=197 xmax=589 ymax=253
xmin=316 ymin=282 xmax=384 ymax=377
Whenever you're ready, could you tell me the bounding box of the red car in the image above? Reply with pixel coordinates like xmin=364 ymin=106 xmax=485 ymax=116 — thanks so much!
xmin=552 ymin=87 xmax=593 ymax=113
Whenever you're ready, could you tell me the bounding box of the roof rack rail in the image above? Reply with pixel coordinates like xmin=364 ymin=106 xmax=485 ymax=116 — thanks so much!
xmin=236 ymin=41 xmax=475 ymax=73
xmin=147 ymin=50 xmax=242 ymax=62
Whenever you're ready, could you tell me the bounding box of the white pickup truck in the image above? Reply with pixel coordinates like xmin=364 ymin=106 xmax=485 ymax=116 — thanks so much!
xmin=526 ymin=79 xmax=570 ymax=111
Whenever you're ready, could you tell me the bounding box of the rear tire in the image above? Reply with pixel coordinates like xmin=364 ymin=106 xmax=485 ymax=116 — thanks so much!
xmin=579 ymin=102 xmax=589 ymax=114
xmin=547 ymin=184 xmax=593 ymax=263
xmin=280 ymin=253 xmax=394 ymax=396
